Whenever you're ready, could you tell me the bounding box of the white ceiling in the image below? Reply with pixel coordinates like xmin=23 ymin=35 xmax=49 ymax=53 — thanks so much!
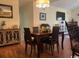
xmin=19 ymin=0 xmax=58 ymax=7
xmin=19 ymin=0 xmax=79 ymax=10
xmin=51 ymin=0 xmax=79 ymax=10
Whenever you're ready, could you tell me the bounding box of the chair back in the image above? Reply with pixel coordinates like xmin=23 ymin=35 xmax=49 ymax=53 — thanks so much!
xmin=24 ymin=28 xmax=31 ymax=42
xmin=51 ymin=26 xmax=59 ymax=40
xmin=33 ymin=27 xmax=39 ymax=33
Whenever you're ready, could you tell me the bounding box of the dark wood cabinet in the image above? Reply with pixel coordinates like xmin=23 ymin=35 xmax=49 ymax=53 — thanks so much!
xmin=0 ymin=29 xmax=20 ymax=46
xmin=68 ymin=21 xmax=78 ymax=26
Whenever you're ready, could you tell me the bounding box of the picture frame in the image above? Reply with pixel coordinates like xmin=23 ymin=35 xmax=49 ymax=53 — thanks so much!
xmin=0 ymin=4 xmax=13 ymax=18
xmin=56 ymin=11 xmax=65 ymax=20
xmin=40 ymin=12 xmax=46 ymax=21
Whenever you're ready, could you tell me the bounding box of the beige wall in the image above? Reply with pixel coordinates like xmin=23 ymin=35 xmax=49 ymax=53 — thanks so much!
xmin=33 ymin=1 xmax=70 ymax=29
xmin=20 ymin=1 xmax=33 ymax=32
xmin=0 ymin=0 xmax=20 ymax=29
xmin=20 ymin=1 xmax=33 ymax=40
xmin=70 ymin=6 xmax=79 ymax=25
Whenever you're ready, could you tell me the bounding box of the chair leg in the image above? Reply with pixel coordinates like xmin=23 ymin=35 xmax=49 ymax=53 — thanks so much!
xmin=57 ymin=42 xmax=59 ymax=53
xmin=30 ymin=45 xmax=33 ymax=56
xmin=51 ymin=44 xmax=54 ymax=56
xmin=72 ymin=51 xmax=74 ymax=58
xmin=49 ymin=45 xmax=50 ymax=51
xmin=34 ymin=45 xmax=36 ymax=53
xmin=25 ymin=44 xmax=27 ymax=53
xmin=45 ymin=44 xmax=48 ymax=50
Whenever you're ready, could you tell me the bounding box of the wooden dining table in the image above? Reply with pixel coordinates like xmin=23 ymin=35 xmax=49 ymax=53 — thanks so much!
xmin=31 ymin=32 xmax=52 ymax=57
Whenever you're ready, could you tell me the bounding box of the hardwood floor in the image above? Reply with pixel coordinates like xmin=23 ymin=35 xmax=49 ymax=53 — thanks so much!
xmin=0 ymin=35 xmax=73 ymax=58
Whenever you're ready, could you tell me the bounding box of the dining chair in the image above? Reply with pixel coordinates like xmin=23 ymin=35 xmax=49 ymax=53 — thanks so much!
xmin=33 ymin=27 xmax=39 ymax=33
xmin=24 ymin=28 xmax=37 ymax=56
xmin=66 ymin=22 xmax=79 ymax=58
xmin=41 ymin=26 xmax=59 ymax=55
xmin=50 ymin=26 xmax=59 ymax=55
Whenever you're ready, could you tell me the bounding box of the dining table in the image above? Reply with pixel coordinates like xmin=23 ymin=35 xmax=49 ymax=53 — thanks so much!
xmin=31 ymin=32 xmax=52 ymax=57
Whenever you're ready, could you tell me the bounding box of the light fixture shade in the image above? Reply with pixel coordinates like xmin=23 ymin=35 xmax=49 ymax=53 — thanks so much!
xmin=36 ymin=0 xmax=50 ymax=8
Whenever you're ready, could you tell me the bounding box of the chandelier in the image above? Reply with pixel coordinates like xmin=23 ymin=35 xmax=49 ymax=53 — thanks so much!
xmin=36 ymin=0 xmax=50 ymax=8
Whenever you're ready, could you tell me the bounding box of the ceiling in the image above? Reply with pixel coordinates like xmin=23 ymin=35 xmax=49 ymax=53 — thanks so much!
xmin=51 ymin=0 xmax=79 ymax=10
xmin=19 ymin=0 xmax=79 ymax=10
xmin=19 ymin=0 xmax=60 ymax=8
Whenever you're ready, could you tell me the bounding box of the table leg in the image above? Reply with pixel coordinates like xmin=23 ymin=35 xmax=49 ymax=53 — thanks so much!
xmin=37 ymin=44 xmax=40 ymax=57
xmin=36 ymin=36 xmax=40 ymax=58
